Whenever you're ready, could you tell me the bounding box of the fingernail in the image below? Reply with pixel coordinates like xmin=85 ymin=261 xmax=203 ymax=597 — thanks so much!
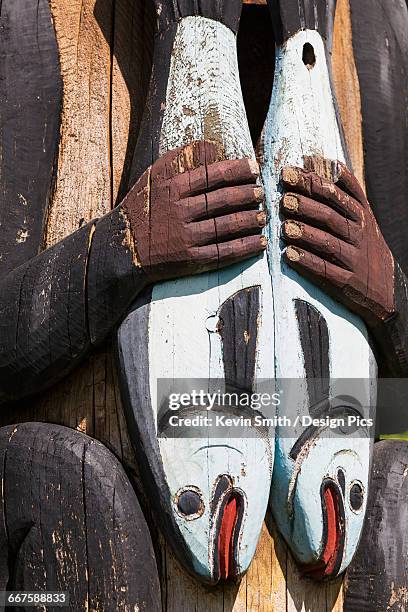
xmin=249 ymin=159 xmax=260 ymax=176
xmin=286 ymin=246 xmax=302 ymax=262
xmin=257 ymin=211 xmax=267 ymax=226
xmin=254 ymin=186 xmax=264 ymax=201
xmin=260 ymin=235 xmax=268 ymax=248
xmin=284 ymin=220 xmax=303 ymax=239
xmin=282 ymin=194 xmax=299 ymax=212
xmin=281 ymin=167 xmax=300 ymax=185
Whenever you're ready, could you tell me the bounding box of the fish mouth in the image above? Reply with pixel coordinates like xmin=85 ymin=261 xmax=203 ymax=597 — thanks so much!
xmin=301 ymin=479 xmax=345 ymax=580
xmin=210 ymin=475 xmax=245 ymax=583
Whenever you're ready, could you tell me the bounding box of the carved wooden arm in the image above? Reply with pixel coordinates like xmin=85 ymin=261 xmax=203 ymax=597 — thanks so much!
xmin=0 ymin=207 xmax=142 ymax=405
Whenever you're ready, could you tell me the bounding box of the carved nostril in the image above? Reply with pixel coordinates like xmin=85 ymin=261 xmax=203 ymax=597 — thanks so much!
xmin=302 ymin=43 xmax=316 ymax=69
xmin=175 ymin=487 xmax=204 ymax=519
xmin=337 ymin=469 xmax=346 ymax=496
xmin=350 ymin=482 xmax=364 ymax=512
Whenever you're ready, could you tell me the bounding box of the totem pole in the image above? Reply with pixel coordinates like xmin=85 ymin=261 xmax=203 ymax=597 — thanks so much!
xmin=0 ymin=0 xmax=408 ymax=611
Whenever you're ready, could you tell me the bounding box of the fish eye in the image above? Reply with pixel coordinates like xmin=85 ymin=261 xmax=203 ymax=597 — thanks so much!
xmin=349 ymin=481 xmax=364 ymax=512
xmin=175 ymin=487 xmax=205 ymax=520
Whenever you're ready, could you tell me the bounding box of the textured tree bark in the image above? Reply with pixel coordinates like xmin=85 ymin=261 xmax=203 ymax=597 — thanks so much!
xmin=0 ymin=0 xmax=370 ymax=608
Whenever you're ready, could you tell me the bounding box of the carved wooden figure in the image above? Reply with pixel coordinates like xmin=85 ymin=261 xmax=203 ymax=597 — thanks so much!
xmin=0 ymin=0 xmax=408 ymax=610
xmin=117 ymin=0 xmax=275 ymax=584
xmin=262 ymin=0 xmax=377 ymax=578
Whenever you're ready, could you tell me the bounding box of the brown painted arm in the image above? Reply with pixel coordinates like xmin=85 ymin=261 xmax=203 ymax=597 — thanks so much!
xmin=280 ymin=161 xmax=408 ymax=376
xmin=0 ymin=142 xmax=265 ymax=405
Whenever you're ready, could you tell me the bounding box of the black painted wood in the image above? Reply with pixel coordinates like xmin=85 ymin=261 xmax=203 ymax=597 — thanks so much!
xmin=350 ymin=0 xmax=408 ymax=276
xmin=154 ymin=0 xmax=243 ymax=34
xmin=128 ymin=24 xmax=176 ymax=186
xmin=267 ymin=0 xmax=337 ymax=47
xmin=371 ymin=263 xmax=408 ymax=379
xmin=0 ymin=0 xmax=62 ymax=280
xmin=87 ymin=206 xmax=147 ymax=346
xmin=295 ymin=300 xmax=330 ymax=415
xmin=218 ymin=287 xmax=261 ymax=392
xmin=237 ymin=5 xmax=275 ymax=148
xmin=0 ymin=225 xmax=93 ymax=405
xmin=344 ymin=440 xmax=408 ymax=612
xmin=0 ymin=422 xmax=161 ymax=610
xmin=0 ymin=204 xmax=151 ymax=406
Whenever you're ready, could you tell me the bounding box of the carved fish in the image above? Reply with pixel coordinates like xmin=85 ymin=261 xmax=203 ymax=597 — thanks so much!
xmin=117 ymin=6 xmax=275 ymax=584
xmin=262 ymin=2 xmax=377 ymax=578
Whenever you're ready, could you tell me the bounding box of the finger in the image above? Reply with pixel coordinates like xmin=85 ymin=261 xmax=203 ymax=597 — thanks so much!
xmin=177 ymin=158 xmax=260 ymax=198
xmin=193 ymin=235 xmax=267 ymax=270
xmin=281 ymin=193 xmax=361 ymax=246
xmin=184 ymin=185 xmax=264 ymax=221
xmin=191 ymin=210 xmax=267 ymax=246
xmin=334 ymin=161 xmax=366 ymax=205
xmin=281 ymin=167 xmax=362 ymax=221
xmin=282 ymin=220 xmax=357 ymax=271
xmin=284 ymin=246 xmax=352 ymax=293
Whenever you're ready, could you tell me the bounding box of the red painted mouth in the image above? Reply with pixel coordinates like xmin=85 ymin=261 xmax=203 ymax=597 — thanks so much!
xmin=301 ymin=481 xmax=345 ymax=580
xmin=215 ymin=491 xmax=244 ymax=581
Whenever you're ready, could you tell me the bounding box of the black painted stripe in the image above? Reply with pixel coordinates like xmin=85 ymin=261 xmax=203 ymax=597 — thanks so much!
xmin=0 ymin=0 xmax=62 ymax=279
xmin=295 ymin=299 xmax=330 ymax=416
xmin=218 ymin=286 xmax=261 ymax=393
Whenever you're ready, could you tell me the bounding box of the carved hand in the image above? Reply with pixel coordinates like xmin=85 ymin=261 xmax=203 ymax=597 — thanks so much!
xmin=280 ymin=161 xmax=395 ymax=326
xmin=122 ymin=141 xmax=267 ymax=284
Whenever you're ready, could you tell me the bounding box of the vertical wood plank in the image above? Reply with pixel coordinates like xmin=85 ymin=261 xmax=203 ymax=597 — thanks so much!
xmin=332 ymin=0 xmax=365 ymax=189
xmin=111 ymin=0 xmax=154 ymax=203
xmin=246 ymin=524 xmax=273 ymax=611
xmin=45 ymin=0 xmax=113 ymax=247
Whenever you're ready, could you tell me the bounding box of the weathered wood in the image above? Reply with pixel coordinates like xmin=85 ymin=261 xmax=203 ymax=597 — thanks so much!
xmin=218 ymin=287 xmax=261 ymax=391
xmin=0 ymin=422 xmax=160 ymax=610
xmin=0 ymin=0 xmax=384 ymax=609
xmin=109 ymin=0 xmax=155 ymax=203
xmin=117 ymin=0 xmax=275 ymax=585
xmin=45 ymin=0 xmax=113 ymax=247
xmin=295 ymin=299 xmax=330 ymax=412
xmin=262 ymin=0 xmax=376 ymax=579
xmin=331 ymin=0 xmax=365 ymax=189
xmin=349 ymin=0 xmax=408 ymax=274
xmin=268 ymin=0 xmax=337 ymax=45
xmin=0 ymin=0 xmax=62 ymax=279
xmin=344 ymin=440 xmax=408 ymax=612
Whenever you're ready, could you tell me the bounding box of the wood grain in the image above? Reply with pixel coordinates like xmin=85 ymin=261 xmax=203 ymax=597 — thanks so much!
xmin=117 ymin=5 xmax=276 ymax=586
xmin=45 ymin=0 xmax=113 ymax=247
xmin=0 ymin=0 xmax=376 ymax=608
xmin=0 ymin=422 xmax=160 ymax=610
xmin=331 ymin=0 xmax=365 ymax=189
xmin=344 ymin=440 xmax=408 ymax=611
xmin=0 ymin=0 xmax=62 ymax=279
xmin=6 ymin=0 xmax=145 ymax=473
xmin=349 ymin=0 xmax=408 ymax=274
